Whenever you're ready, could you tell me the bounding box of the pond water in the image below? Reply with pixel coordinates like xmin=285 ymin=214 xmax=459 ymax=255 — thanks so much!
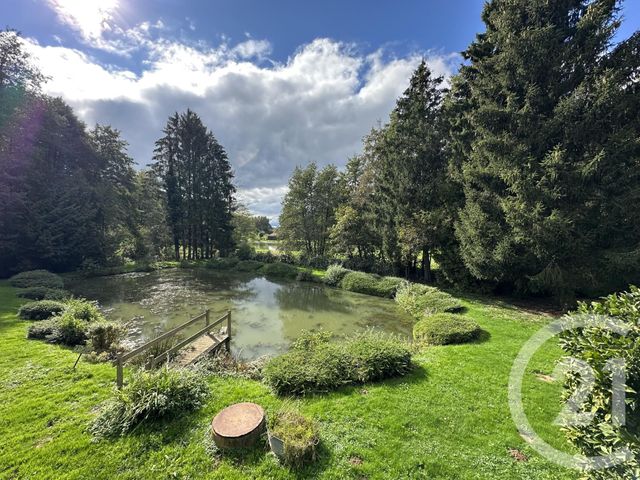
xmin=67 ymin=269 xmax=413 ymax=359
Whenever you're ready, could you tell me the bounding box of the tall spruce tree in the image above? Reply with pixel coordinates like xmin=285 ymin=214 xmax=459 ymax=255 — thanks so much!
xmin=451 ymin=0 xmax=639 ymax=297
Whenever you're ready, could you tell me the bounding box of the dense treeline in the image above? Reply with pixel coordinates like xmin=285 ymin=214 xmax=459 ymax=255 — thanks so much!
xmin=280 ymin=0 xmax=640 ymax=300
xmin=0 ymin=30 xmax=235 ymax=276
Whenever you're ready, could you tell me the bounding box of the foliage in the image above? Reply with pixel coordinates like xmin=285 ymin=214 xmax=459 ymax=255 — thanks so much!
xmin=559 ymin=286 xmax=640 ymax=479
xmin=268 ymin=406 xmax=319 ymax=467
xmin=55 ymin=313 xmax=88 ymax=346
xmin=395 ymin=282 xmax=464 ymax=320
xmin=63 ymin=298 xmax=103 ymax=322
xmin=196 ymin=351 xmax=265 ymax=380
xmin=18 ymin=300 xmax=66 ymax=320
xmin=235 ymin=242 xmax=255 ymax=261
xmin=86 ymin=321 xmax=125 ymax=354
xmin=340 ymin=272 xmax=403 ymax=298
xmin=235 ymin=260 xmax=264 ymax=272
xmin=26 ymin=318 xmax=59 ymax=340
xmin=263 ymin=330 xmax=412 ymax=395
xmin=296 ymin=270 xmax=318 ymax=282
xmin=323 ymin=264 xmax=351 ymax=287
xmin=413 ymin=313 xmax=482 ymax=345
xmin=258 ymin=262 xmax=299 ymax=279
xmin=8 ymin=270 xmax=64 ymax=289
xmin=90 ymin=367 xmax=209 ymax=438
xmin=15 ymin=286 xmax=70 ymax=300
xmin=204 ymin=257 xmax=239 ymax=270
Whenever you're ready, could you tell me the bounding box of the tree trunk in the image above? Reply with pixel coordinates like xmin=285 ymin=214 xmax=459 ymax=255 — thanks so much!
xmin=422 ymin=247 xmax=432 ymax=283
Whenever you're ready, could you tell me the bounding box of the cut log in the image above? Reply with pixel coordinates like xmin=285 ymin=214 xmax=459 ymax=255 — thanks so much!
xmin=211 ymin=402 xmax=266 ymax=449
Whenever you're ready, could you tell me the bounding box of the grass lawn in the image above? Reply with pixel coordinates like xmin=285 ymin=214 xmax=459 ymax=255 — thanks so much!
xmin=0 ymin=279 xmax=579 ymax=479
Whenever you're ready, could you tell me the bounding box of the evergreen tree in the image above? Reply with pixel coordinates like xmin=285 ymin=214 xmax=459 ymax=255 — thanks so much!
xmin=451 ymin=0 xmax=639 ymax=297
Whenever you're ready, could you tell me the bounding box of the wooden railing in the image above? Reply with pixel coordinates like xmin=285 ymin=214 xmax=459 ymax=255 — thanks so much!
xmin=115 ymin=309 xmax=231 ymax=388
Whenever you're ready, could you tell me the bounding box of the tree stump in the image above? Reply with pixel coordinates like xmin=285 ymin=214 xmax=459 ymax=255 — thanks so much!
xmin=211 ymin=402 xmax=266 ymax=449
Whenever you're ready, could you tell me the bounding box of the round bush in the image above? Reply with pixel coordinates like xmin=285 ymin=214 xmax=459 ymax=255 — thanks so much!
xmin=9 ymin=270 xmax=64 ymax=289
xmin=258 ymin=262 xmax=298 ymax=279
xmin=16 ymin=287 xmax=70 ymax=300
xmin=56 ymin=313 xmax=88 ymax=345
xmin=324 ymin=264 xmax=351 ymax=286
xmin=413 ymin=313 xmax=482 ymax=345
xmin=395 ymin=282 xmax=464 ymax=320
xmin=340 ymin=272 xmax=402 ymax=298
xmin=18 ymin=300 xmax=66 ymax=320
xmin=27 ymin=319 xmax=59 ymax=340
xmin=64 ymin=298 xmax=103 ymax=322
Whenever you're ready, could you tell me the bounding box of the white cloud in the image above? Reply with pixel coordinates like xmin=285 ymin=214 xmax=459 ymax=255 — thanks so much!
xmin=25 ymin=35 xmax=461 ymax=219
xmin=45 ymin=0 xmax=119 ymax=45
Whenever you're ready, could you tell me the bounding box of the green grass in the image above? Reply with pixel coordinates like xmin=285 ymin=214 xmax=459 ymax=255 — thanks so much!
xmin=0 ymin=280 xmax=578 ymax=479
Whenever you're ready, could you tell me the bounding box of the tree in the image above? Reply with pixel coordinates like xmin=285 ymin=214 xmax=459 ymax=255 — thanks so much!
xmin=450 ymin=0 xmax=640 ymax=298
xmin=279 ymin=163 xmax=342 ymax=258
xmin=152 ymin=110 xmax=236 ymax=260
xmin=254 ymin=216 xmax=273 ymax=235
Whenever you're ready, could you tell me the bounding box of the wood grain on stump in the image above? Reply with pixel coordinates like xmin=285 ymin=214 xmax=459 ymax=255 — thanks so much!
xmin=211 ymin=402 xmax=266 ymax=449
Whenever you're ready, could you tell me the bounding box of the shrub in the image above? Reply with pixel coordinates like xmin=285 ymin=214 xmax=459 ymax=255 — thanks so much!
xmin=340 ymin=272 xmax=403 ymax=298
xmin=87 ymin=321 xmax=125 ymax=353
xmin=55 ymin=312 xmax=88 ymax=345
xmin=9 ymin=270 xmax=64 ymax=289
xmin=27 ymin=319 xmax=59 ymax=340
xmin=413 ymin=313 xmax=482 ymax=345
xmin=296 ymin=270 xmax=318 ymax=282
xmin=64 ymin=298 xmax=104 ymax=322
xmin=18 ymin=300 xmax=66 ymax=320
xmin=236 ymin=242 xmax=255 ymax=260
xmin=16 ymin=286 xmax=70 ymax=301
xmin=559 ymin=286 xmax=640 ymax=479
xmin=253 ymin=251 xmax=277 ymax=263
xmin=268 ymin=407 xmax=319 ymax=467
xmin=90 ymin=367 xmax=210 ymax=438
xmin=235 ymin=260 xmax=264 ymax=272
xmin=395 ymin=282 xmax=464 ymax=320
xmin=205 ymin=257 xmax=239 ymax=270
xmin=263 ymin=330 xmax=412 ymax=395
xmin=196 ymin=351 xmax=265 ymax=380
xmin=324 ymin=264 xmax=351 ymax=286
xmin=258 ymin=262 xmax=298 ymax=279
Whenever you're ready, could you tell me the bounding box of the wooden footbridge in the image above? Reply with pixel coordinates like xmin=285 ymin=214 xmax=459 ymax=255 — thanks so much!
xmin=115 ymin=309 xmax=231 ymax=388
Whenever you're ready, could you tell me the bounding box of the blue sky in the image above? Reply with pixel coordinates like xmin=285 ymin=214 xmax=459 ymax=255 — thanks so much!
xmin=3 ymin=0 xmax=639 ymax=220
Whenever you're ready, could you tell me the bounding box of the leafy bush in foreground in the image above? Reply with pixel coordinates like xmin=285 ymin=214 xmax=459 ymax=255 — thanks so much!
xmin=258 ymin=262 xmax=299 ymax=279
xmin=64 ymin=298 xmax=103 ymax=322
xmin=16 ymin=286 xmax=70 ymax=301
xmin=90 ymin=367 xmax=210 ymax=438
xmin=560 ymin=286 xmax=640 ymax=480
xmin=55 ymin=313 xmax=88 ymax=345
xmin=413 ymin=313 xmax=481 ymax=345
xmin=9 ymin=270 xmax=64 ymax=289
xmin=18 ymin=300 xmax=66 ymax=320
xmin=395 ymin=282 xmax=464 ymax=320
xmin=268 ymin=406 xmax=319 ymax=467
xmin=324 ymin=264 xmax=351 ymax=287
xmin=340 ymin=272 xmax=403 ymax=298
xmin=27 ymin=319 xmax=58 ymax=340
xmin=263 ymin=330 xmax=412 ymax=395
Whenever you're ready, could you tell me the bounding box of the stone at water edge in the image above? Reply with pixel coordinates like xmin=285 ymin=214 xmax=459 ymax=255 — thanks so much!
xmin=211 ymin=402 xmax=266 ymax=449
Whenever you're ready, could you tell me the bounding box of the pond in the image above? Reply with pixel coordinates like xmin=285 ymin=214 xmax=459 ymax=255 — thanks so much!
xmin=67 ymin=269 xmax=413 ymax=359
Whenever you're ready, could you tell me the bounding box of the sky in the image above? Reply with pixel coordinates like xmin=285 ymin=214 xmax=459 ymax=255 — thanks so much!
xmin=3 ymin=0 xmax=639 ymax=222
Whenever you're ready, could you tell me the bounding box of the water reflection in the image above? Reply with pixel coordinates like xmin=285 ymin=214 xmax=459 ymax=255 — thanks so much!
xmin=67 ymin=269 xmax=412 ymax=360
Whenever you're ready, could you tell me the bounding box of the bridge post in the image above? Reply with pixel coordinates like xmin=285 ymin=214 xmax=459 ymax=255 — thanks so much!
xmin=205 ymin=308 xmax=210 ymax=326
xmin=226 ymin=310 xmax=231 ymax=351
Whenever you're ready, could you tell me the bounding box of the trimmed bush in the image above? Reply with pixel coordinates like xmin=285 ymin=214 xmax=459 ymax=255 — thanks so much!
xmin=395 ymin=282 xmax=464 ymax=320
xmin=64 ymin=298 xmax=103 ymax=322
xmin=90 ymin=367 xmax=210 ymax=438
xmin=204 ymin=257 xmax=239 ymax=270
xmin=16 ymin=287 xmax=70 ymax=300
xmin=55 ymin=313 xmax=88 ymax=346
xmin=87 ymin=321 xmax=125 ymax=353
xmin=18 ymin=300 xmax=66 ymax=320
xmin=258 ymin=262 xmax=298 ymax=279
xmin=340 ymin=272 xmax=403 ymax=298
xmin=268 ymin=407 xmax=319 ymax=467
xmin=263 ymin=330 xmax=412 ymax=395
xmin=27 ymin=319 xmax=59 ymax=340
xmin=413 ymin=313 xmax=482 ymax=345
xmin=9 ymin=270 xmax=64 ymax=289
xmin=559 ymin=286 xmax=640 ymax=479
xmin=324 ymin=264 xmax=351 ymax=287
xmin=235 ymin=260 xmax=264 ymax=272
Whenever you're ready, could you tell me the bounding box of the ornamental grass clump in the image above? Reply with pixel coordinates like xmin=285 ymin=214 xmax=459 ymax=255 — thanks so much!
xmin=9 ymin=270 xmax=64 ymax=289
xmin=395 ymin=282 xmax=464 ymax=320
xmin=90 ymin=367 xmax=210 ymax=438
xmin=268 ymin=406 xmax=319 ymax=467
xmin=263 ymin=330 xmax=412 ymax=395
xmin=18 ymin=300 xmax=66 ymax=320
xmin=413 ymin=313 xmax=482 ymax=345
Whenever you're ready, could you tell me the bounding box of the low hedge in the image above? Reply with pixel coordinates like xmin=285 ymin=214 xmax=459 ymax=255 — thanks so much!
xmin=16 ymin=286 xmax=70 ymax=300
xmin=263 ymin=330 xmax=412 ymax=395
xmin=18 ymin=300 xmax=66 ymax=320
xmin=258 ymin=262 xmax=299 ymax=279
xmin=235 ymin=260 xmax=265 ymax=272
xmin=9 ymin=270 xmax=64 ymax=289
xmin=413 ymin=313 xmax=482 ymax=345
xmin=395 ymin=282 xmax=464 ymax=320
xmin=27 ymin=319 xmax=59 ymax=340
xmin=340 ymin=272 xmax=403 ymax=298
xmin=204 ymin=257 xmax=240 ymax=270
xmin=90 ymin=367 xmax=210 ymax=438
